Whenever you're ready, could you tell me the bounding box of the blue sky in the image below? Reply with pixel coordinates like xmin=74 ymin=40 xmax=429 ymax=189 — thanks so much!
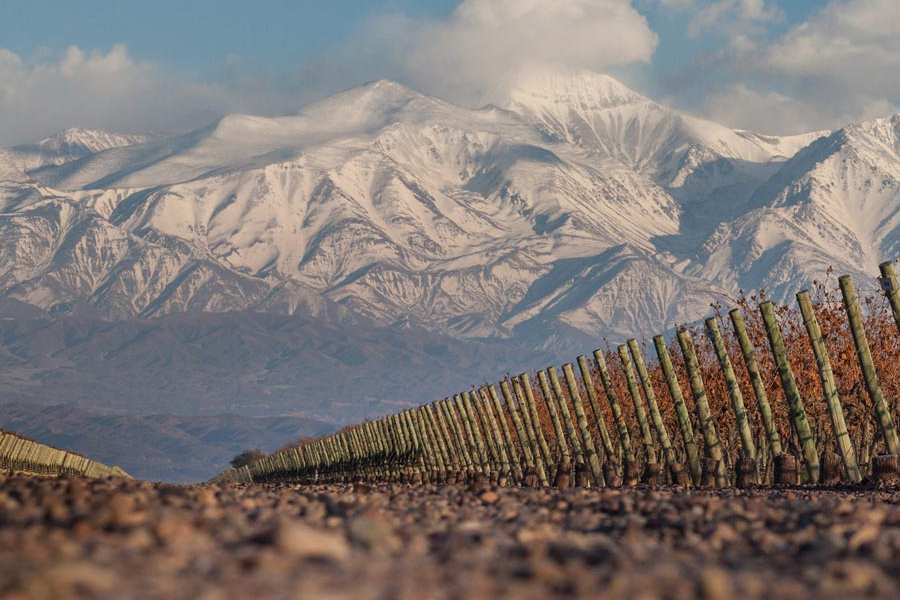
xmin=0 ymin=1 xmax=897 ymax=143
xmin=0 ymin=1 xmax=458 ymax=72
xmin=0 ymin=1 xmax=820 ymax=80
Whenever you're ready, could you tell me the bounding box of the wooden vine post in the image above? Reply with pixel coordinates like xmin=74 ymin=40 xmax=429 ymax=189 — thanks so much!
xmin=562 ymin=363 xmax=605 ymax=486
xmin=653 ymin=336 xmax=702 ymax=485
xmin=536 ymin=370 xmax=571 ymax=479
xmin=880 ymin=261 xmax=900 ymax=335
xmin=592 ymin=349 xmax=636 ymax=482
xmin=618 ymin=345 xmax=660 ymax=481
xmin=705 ymin=318 xmax=758 ymax=486
xmin=677 ymin=328 xmax=728 ymax=487
xmin=547 ymin=366 xmax=588 ymax=483
xmin=488 ymin=384 xmax=525 ymax=483
xmin=840 ymin=275 xmax=900 ymax=456
xmin=628 ymin=339 xmax=686 ymax=484
xmin=759 ymin=302 xmax=820 ymax=483
xmin=518 ymin=373 xmax=555 ymax=475
xmin=729 ymin=309 xmax=783 ymax=459
xmin=575 ymin=356 xmax=618 ymax=482
xmin=512 ymin=377 xmax=550 ymax=486
xmin=479 ymin=387 xmax=514 ymax=484
xmin=500 ymin=378 xmax=539 ymax=485
xmin=796 ymin=291 xmax=861 ymax=483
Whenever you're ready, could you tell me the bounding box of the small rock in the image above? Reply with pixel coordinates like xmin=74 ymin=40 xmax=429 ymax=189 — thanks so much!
xmin=699 ymin=567 xmax=732 ymax=600
xmin=195 ymin=488 xmax=218 ymax=508
xmin=347 ymin=512 xmax=400 ymax=554
xmin=480 ymin=490 xmax=499 ymax=505
xmin=273 ymin=519 xmax=350 ymax=561
xmin=848 ymin=524 xmax=881 ymax=551
xmin=104 ymin=493 xmax=146 ymax=529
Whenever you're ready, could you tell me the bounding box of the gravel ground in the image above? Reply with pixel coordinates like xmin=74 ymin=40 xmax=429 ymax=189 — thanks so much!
xmin=1 ymin=475 xmax=898 ymax=599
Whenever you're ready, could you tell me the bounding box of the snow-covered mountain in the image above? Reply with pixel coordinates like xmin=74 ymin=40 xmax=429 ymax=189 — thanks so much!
xmin=1 ymin=69 xmax=894 ymax=346
xmin=2 ymin=128 xmax=150 ymax=173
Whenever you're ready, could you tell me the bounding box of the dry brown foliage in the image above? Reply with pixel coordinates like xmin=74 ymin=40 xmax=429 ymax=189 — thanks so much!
xmin=519 ymin=272 xmax=899 ymax=481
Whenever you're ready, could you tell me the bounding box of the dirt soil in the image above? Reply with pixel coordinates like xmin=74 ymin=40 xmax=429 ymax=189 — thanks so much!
xmin=1 ymin=475 xmax=898 ymax=599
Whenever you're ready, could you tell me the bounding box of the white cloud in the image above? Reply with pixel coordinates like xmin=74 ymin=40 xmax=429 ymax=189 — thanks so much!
xmin=367 ymin=0 xmax=659 ymax=105
xmin=688 ymin=0 xmax=781 ymax=38
xmin=0 ymin=46 xmax=195 ymax=144
xmin=0 ymin=2 xmax=659 ymax=145
xmin=655 ymin=0 xmax=696 ymax=8
xmin=0 ymin=45 xmax=313 ymax=146
xmin=674 ymin=0 xmax=900 ymax=133
xmin=767 ymin=0 xmax=900 ymax=88
xmin=3 ymin=0 xmax=898 ymax=144
xmin=704 ymin=84 xmax=838 ymax=134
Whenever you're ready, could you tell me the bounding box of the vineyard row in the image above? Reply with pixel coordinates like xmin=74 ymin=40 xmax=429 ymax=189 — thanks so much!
xmin=215 ymin=264 xmax=900 ymax=489
xmin=0 ymin=431 xmax=128 ymax=479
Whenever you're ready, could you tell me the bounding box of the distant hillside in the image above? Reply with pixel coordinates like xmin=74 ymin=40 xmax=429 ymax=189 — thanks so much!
xmin=0 ymin=309 xmax=558 ymax=422
xmin=0 ymin=402 xmax=332 ymax=482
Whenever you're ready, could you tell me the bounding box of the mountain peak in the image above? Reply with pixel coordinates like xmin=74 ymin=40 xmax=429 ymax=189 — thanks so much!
xmin=841 ymin=112 xmax=900 ymax=149
xmin=361 ymin=79 xmax=418 ymax=95
xmin=303 ymin=79 xmax=427 ymax=116
xmin=36 ymin=128 xmax=148 ymax=154
xmin=297 ymin=78 xmax=447 ymax=134
xmin=505 ymin=68 xmax=647 ymax=113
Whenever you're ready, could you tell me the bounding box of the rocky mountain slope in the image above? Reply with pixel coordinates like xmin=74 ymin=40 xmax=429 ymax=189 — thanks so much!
xmin=7 ymin=69 xmax=886 ymax=347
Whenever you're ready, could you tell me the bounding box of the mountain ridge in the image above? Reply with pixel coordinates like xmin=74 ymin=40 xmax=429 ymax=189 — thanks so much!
xmin=1 ymin=69 xmax=896 ymax=348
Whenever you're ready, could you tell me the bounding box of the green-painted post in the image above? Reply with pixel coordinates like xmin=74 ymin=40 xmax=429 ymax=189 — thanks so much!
xmin=518 ymin=373 xmax=555 ymax=473
xmin=487 ymin=384 xmax=524 ymax=482
xmin=618 ymin=345 xmax=659 ymax=469
xmin=537 ymin=369 xmax=570 ymax=471
xmin=729 ymin=309 xmax=783 ymax=457
xmin=627 ymin=339 xmax=681 ymax=476
xmin=512 ymin=377 xmax=550 ymax=485
xmin=592 ymin=349 xmax=634 ymax=465
xmin=797 ymin=291 xmax=862 ymax=482
xmin=653 ymin=335 xmax=701 ymax=484
xmin=562 ymin=363 xmax=605 ymax=485
xmin=839 ymin=275 xmax=900 ymax=455
xmin=576 ymin=356 xmax=615 ymax=461
xmin=706 ymin=319 xmax=757 ymax=460
xmin=880 ymin=261 xmax=900 ymax=335
xmin=676 ymin=328 xmax=728 ymax=487
xmin=760 ymin=301 xmax=820 ymax=482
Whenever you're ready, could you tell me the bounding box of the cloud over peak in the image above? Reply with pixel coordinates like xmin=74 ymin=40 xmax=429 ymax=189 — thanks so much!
xmin=1 ymin=0 xmax=899 ymax=144
xmin=0 ymin=45 xmax=229 ymax=145
xmin=370 ymin=0 xmax=658 ymax=105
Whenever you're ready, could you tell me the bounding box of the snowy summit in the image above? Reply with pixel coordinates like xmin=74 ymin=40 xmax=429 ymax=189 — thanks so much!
xmin=1 ymin=69 xmax=897 ymax=347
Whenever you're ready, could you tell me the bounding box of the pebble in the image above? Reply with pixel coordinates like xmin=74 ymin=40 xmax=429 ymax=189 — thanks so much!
xmin=0 ymin=476 xmax=896 ymax=599
xmin=273 ymin=519 xmax=350 ymax=562
xmin=479 ymin=490 xmax=499 ymax=505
